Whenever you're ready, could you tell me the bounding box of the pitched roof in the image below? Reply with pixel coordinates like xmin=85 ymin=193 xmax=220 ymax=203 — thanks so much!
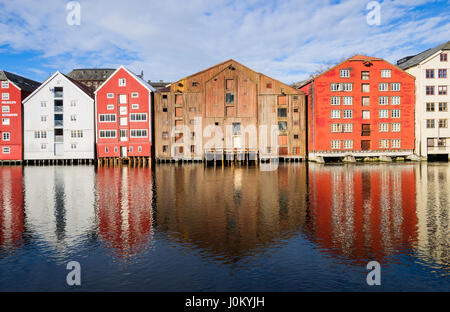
xmin=94 ymin=65 xmax=155 ymax=93
xmin=148 ymin=80 xmax=172 ymax=90
xmin=66 ymin=68 xmax=115 ymax=81
xmin=397 ymin=41 xmax=450 ymax=70
xmin=0 ymin=70 xmax=41 ymax=93
xmin=63 ymin=74 xmax=95 ymax=99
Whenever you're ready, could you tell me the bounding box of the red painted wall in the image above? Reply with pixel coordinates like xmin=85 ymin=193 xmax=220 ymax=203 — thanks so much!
xmin=0 ymin=83 xmax=30 ymax=160
xmin=303 ymin=57 xmax=415 ymax=153
xmin=96 ymin=68 xmax=152 ymax=158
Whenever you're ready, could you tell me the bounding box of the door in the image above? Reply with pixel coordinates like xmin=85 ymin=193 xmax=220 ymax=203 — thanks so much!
xmin=362 ymin=124 xmax=371 ymax=136
xmin=119 ymin=94 xmax=127 ymax=104
xmin=121 ymin=146 xmax=127 ymax=157
xmin=361 ymin=140 xmax=371 ymax=151
xmin=120 ymin=117 xmax=128 ymax=126
xmin=54 ymin=143 xmax=64 ymax=156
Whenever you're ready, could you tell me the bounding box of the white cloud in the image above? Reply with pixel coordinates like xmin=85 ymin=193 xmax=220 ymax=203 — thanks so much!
xmin=0 ymin=0 xmax=448 ymax=83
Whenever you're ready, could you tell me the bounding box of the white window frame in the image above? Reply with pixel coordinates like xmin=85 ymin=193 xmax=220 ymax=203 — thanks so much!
xmin=330 ymin=97 xmax=340 ymax=105
xmin=381 ymin=69 xmax=391 ymax=78
xmin=130 ymin=129 xmax=148 ymax=138
xmin=343 ymin=96 xmax=353 ymax=106
xmin=362 ymin=110 xmax=370 ymax=119
xmin=2 ymin=146 xmax=11 ymax=154
xmin=130 ymin=113 xmax=148 ymax=122
xmin=131 ymin=92 xmax=139 ymax=98
xmin=379 ymin=96 xmax=389 ymax=105
xmin=379 ymin=110 xmax=389 ymax=118
xmin=2 ymin=106 xmax=10 ymax=113
xmin=379 ymin=123 xmax=389 ymax=132
xmin=2 ymin=93 xmax=10 ymax=100
xmin=343 ymin=109 xmax=353 ymax=119
xmin=331 ymin=123 xmax=341 ymax=133
xmin=391 ymin=109 xmax=401 ymax=118
xmin=132 ymin=104 xmax=139 ymax=110
xmin=1 ymin=81 xmax=9 ymax=89
xmin=2 ymin=118 xmax=10 ymax=125
xmin=119 ymin=94 xmax=127 ymax=104
xmin=331 ymin=110 xmax=340 ymax=119
xmin=99 ymin=114 xmax=116 ymax=122
xmin=99 ymin=130 xmax=117 ymax=138
xmin=379 ymin=139 xmax=389 ymax=149
xmin=391 ymin=83 xmax=401 ymax=91
xmin=391 ymin=96 xmax=401 ymax=105
xmin=2 ymin=132 xmax=10 ymax=141
xmin=331 ymin=140 xmax=341 ymax=150
xmin=107 ymin=104 xmax=114 ymax=110
xmin=71 ymin=115 xmax=77 ymax=121
xmin=342 ymin=123 xmax=353 ymax=133
xmin=340 ymin=69 xmax=350 ymax=78
xmin=41 ymin=101 xmax=47 ymax=108
xmin=391 ymin=139 xmax=401 ymax=148
xmin=379 ymin=83 xmax=389 ymax=91
xmin=107 ymin=93 xmax=114 ymax=99
xmin=391 ymin=123 xmax=401 ymax=132
xmin=118 ymin=78 xmax=126 ymax=87
xmin=343 ymin=140 xmax=353 ymax=149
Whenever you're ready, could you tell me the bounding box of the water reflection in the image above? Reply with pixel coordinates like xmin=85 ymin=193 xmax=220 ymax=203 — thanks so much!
xmin=153 ymin=164 xmax=308 ymax=263
xmin=96 ymin=167 xmax=154 ymax=262
xmin=307 ymin=163 xmax=418 ymax=264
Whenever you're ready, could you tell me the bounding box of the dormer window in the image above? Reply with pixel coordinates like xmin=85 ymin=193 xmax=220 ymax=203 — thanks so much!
xmin=119 ymin=78 xmax=126 ymax=86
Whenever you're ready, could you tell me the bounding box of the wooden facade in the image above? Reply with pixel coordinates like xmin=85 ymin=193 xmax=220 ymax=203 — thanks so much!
xmin=154 ymin=60 xmax=306 ymax=161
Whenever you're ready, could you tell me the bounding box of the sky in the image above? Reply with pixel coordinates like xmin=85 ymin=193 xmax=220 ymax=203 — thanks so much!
xmin=0 ymin=0 xmax=449 ymax=84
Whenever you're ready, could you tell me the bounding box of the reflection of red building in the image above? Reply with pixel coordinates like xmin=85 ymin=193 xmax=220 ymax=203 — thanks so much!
xmin=308 ymin=164 xmax=417 ymax=263
xmin=96 ymin=167 xmax=153 ymax=260
xmin=0 ymin=167 xmax=24 ymax=248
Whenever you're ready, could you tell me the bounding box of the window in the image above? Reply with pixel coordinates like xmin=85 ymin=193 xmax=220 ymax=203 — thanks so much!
xmin=138 ymin=146 xmax=142 ymax=152
xmin=330 ymin=83 xmax=340 ymax=91
xmin=331 ymin=110 xmax=340 ymax=119
xmin=379 ymin=83 xmax=388 ymax=91
xmin=340 ymin=69 xmax=350 ymax=78
xmin=71 ymin=130 xmax=83 ymax=138
xmin=331 ymin=96 xmax=340 ymax=105
xmin=391 ymin=96 xmax=401 ymax=105
xmin=2 ymin=106 xmax=10 ymax=113
xmin=331 ymin=140 xmax=341 ymax=149
xmin=99 ymin=130 xmax=116 ymax=138
xmin=391 ymin=139 xmax=401 ymax=148
xmin=343 ymin=109 xmax=353 ymax=119
xmin=107 ymin=104 xmax=114 ymax=110
xmin=34 ymin=131 xmax=47 ymax=139
xmin=2 ymin=93 xmax=9 ymax=100
xmin=70 ymin=115 xmax=77 ymax=121
xmin=440 ymin=53 xmax=448 ymax=62
xmin=226 ymin=79 xmax=234 ymax=90
xmin=162 ymin=107 xmax=168 ymax=112
xmin=438 ymin=69 xmax=447 ymax=78
xmin=391 ymin=123 xmax=401 ymax=132
xmin=343 ymin=83 xmax=352 ymax=91
xmin=130 ymin=129 xmax=148 ymax=137
xmin=277 ymin=108 xmax=287 ymax=117
xmin=162 ymin=132 xmax=169 ymax=140
xmin=120 ymin=106 xmax=127 ymax=115
xmin=391 ymin=109 xmax=400 ymax=118
xmin=41 ymin=115 xmax=47 ymax=122
xmin=362 ymin=84 xmax=370 ymax=93
xmin=438 ymin=86 xmax=447 ymax=95
xmin=438 ymin=138 xmax=447 ymax=147
xmin=439 ymin=102 xmax=448 ymax=112
xmin=189 ymin=107 xmax=196 ymax=113
xmin=362 ymin=71 xmax=370 ymax=80
xmin=119 ymin=78 xmax=126 ymax=86
xmin=362 ymin=97 xmax=370 ymax=106
xmin=105 ymin=147 xmax=109 ymax=153
xmin=99 ymin=114 xmax=116 ymax=122
xmin=114 ymin=147 xmax=118 ymax=153
xmin=331 ymin=83 xmax=352 ymax=91
xmin=71 ymin=143 xmax=77 ymax=149
xmin=129 ymin=146 xmax=133 ymax=152
xmin=41 ymin=101 xmax=47 ymax=108
xmin=426 ymin=119 xmax=435 ymax=128
xmin=132 ymin=104 xmax=139 ymax=110
xmin=343 ymin=96 xmax=353 ymax=105
xmin=426 ymin=69 xmax=434 ymax=78
xmin=70 ymin=100 xmax=77 ymax=107
xmin=232 ymin=123 xmax=241 ymax=135
xmin=427 ymin=138 xmax=435 ymax=147
xmin=362 ymin=110 xmax=370 ymax=119
xmin=342 ymin=123 xmax=353 ymax=133
xmin=163 ymin=145 xmax=168 ymax=153
xmin=107 ymin=93 xmax=114 ymax=98
xmin=439 ymin=119 xmax=448 ymax=128
xmin=40 ymin=143 xmax=47 ymax=150
xmin=343 ymin=140 xmax=353 ymax=149
xmin=226 ymin=93 xmax=234 ymax=103
xmin=379 ymin=123 xmax=389 ymax=132
xmin=278 ymin=121 xmax=287 ymax=131
xmin=130 ymin=113 xmax=147 ymax=121
xmin=2 ymin=132 xmax=10 ymax=141
xmin=190 ymin=119 xmax=196 ymax=125
xmin=381 ymin=70 xmax=391 ymax=78
xmin=379 ymin=139 xmax=389 ymax=149
xmin=379 ymin=110 xmax=389 ymax=118
xmin=426 ymin=86 xmax=435 ymax=95
xmin=2 ymin=147 xmax=10 ymax=154
xmin=331 ymin=123 xmax=341 ymax=133
xmin=1 ymin=81 xmax=9 ymax=88
xmin=2 ymin=118 xmax=10 ymax=125
xmin=391 ymin=83 xmax=401 ymax=91
xmin=131 ymin=92 xmax=139 ymax=98
xmin=426 ymin=102 xmax=435 ymax=112
xmin=379 ymin=96 xmax=389 ymax=105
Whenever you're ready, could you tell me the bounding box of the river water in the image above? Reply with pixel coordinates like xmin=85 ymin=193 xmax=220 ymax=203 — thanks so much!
xmin=0 ymin=163 xmax=448 ymax=291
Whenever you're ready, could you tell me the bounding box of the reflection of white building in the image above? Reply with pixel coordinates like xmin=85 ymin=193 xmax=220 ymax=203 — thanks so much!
xmin=22 ymin=71 xmax=95 ymax=160
xmin=398 ymin=42 xmax=450 ymax=159
xmin=23 ymin=166 xmax=96 ymax=254
xmin=415 ymin=163 xmax=450 ymax=268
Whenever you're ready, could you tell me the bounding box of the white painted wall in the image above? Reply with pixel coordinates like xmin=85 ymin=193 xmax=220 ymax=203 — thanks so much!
xmin=23 ymin=72 xmax=95 ymax=160
xmin=406 ymin=51 xmax=450 ymax=158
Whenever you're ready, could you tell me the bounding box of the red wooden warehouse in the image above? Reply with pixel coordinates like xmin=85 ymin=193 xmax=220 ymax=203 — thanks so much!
xmin=0 ymin=71 xmax=40 ymax=162
xmin=95 ymin=66 xmax=155 ymax=162
xmin=299 ymin=55 xmax=416 ymax=162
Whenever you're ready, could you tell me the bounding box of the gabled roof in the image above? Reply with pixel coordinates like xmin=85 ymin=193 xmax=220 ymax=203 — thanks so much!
xmin=0 ymin=70 xmax=41 ymax=93
xmin=94 ymin=65 xmax=155 ymax=93
xmin=66 ymin=68 xmax=115 ymax=81
xmin=397 ymin=41 xmax=450 ymax=70
xmin=22 ymin=71 xmax=94 ymax=104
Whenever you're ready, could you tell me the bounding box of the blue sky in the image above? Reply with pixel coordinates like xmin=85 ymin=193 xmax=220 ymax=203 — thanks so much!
xmin=0 ymin=0 xmax=449 ymax=84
